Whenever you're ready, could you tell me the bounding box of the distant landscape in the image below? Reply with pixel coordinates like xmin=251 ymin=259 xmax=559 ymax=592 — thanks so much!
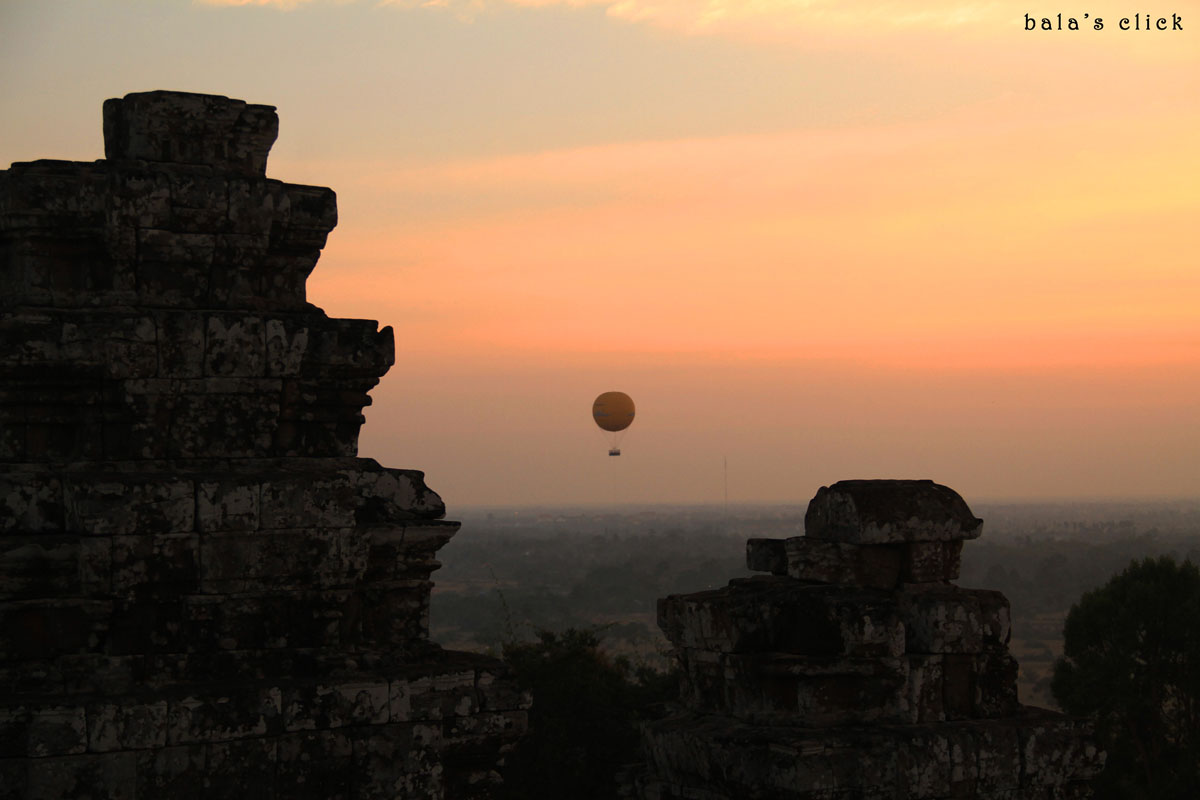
xmin=431 ymin=499 xmax=1200 ymax=709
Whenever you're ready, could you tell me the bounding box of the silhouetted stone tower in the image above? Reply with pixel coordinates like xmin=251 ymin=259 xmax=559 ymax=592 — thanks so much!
xmin=633 ymin=480 xmax=1105 ymax=799
xmin=0 ymin=91 xmax=527 ymax=799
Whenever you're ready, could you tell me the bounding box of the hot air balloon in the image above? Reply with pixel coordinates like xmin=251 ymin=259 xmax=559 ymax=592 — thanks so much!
xmin=592 ymin=391 xmax=635 ymax=456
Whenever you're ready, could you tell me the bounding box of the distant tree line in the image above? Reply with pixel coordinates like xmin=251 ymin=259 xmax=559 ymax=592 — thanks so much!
xmin=433 ymin=512 xmax=1199 ymax=662
xmin=960 ymin=532 xmax=1200 ymax=621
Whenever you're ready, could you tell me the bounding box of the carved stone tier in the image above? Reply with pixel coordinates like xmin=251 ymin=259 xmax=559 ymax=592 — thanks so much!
xmin=0 ymin=91 xmax=527 ymax=799
xmin=633 ymin=480 xmax=1104 ymax=800
xmin=640 ymin=710 xmax=1101 ymax=800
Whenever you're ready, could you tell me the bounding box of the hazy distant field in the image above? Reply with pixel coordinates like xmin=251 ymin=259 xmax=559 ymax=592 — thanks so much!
xmin=431 ymin=500 xmax=1200 ymax=710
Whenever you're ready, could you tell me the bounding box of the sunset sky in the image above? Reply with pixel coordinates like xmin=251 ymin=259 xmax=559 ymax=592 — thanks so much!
xmin=2 ymin=0 xmax=1197 ymax=506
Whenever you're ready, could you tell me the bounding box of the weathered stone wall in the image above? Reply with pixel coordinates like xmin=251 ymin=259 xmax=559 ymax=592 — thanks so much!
xmin=633 ymin=480 xmax=1105 ymax=800
xmin=0 ymin=91 xmax=528 ymax=799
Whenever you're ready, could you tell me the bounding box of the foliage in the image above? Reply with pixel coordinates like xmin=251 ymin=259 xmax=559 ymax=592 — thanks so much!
xmin=498 ymin=627 xmax=677 ymax=800
xmin=1052 ymin=556 xmax=1200 ymax=799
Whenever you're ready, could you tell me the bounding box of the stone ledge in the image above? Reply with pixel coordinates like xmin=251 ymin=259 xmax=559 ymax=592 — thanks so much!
xmin=1 ymin=715 xmax=528 ymax=800
xmin=640 ymin=709 xmax=1104 ymax=800
xmin=805 ymin=480 xmax=983 ymax=544
xmin=0 ymin=461 xmax=447 ymax=537
xmin=103 ymin=91 xmax=278 ymax=177
xmin=2 ymin=162 xmax=338 ymax=313
xmin=0 ymin=650 xmax=529 ymax=758
xmin=898 ymin=585 xmax=1011 ymax=654
xmin=658 ymin=577 xmax=903 ymax=658
xmin=675 ymin=649 xmax=1019 ymax=727
xmin=747 ymin=535 xmax=964 ymax=590
xmin=0 ymin=578 xmax=454 ymax=663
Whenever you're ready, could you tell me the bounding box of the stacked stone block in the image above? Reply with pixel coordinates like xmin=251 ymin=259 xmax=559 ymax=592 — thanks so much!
xmin=635 ymin=480 xmax=1104 ymax=800
xmin=0 ymin=91 xmax=527 ymax=799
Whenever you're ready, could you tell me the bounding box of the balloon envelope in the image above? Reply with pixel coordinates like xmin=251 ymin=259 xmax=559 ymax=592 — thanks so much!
xmin=592 ymin=392 xmax=635 ymax=432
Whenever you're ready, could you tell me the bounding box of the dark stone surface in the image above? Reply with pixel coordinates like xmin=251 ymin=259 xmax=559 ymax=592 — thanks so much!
xmin=659 ymin=577 xmax=904 ymax=658
xmin=103 ymin=91 xmax=278 ymax=176
xmin=0 ymin=91 xmax=528 ymax=799
xmin=637 ymin=482 xmax=1102 ymax=799
xmin=805 ymin=479 xmax=984 ymax=544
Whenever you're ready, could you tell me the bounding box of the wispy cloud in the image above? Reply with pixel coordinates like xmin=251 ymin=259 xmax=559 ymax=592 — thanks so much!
xmin=585 ymin=0 xmax=1007 ymax=32
xmin=196 ymin=0 xmax=318 ymax=8
xmin=300 ymin=90 xmax=1200 ymax=374
xmin=199 ymin=0 xmax=1012 ymax=32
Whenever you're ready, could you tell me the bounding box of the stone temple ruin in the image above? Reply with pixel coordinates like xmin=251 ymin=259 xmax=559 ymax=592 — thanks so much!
xmin=631 ymin=479 xmax=1106 ymax=799
xmin=2 ymin=92 xmax=1106 ymax=800
xmin=0 ymin=91 xmax=528 ymax=799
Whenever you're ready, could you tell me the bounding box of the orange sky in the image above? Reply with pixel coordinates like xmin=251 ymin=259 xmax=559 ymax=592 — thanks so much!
xmin=3 ymin=0 xmax=1198 ymax=504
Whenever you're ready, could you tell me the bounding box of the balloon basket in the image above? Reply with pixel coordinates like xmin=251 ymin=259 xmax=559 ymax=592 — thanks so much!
xmin=608 ymin=448 xmax=621 ymax=457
